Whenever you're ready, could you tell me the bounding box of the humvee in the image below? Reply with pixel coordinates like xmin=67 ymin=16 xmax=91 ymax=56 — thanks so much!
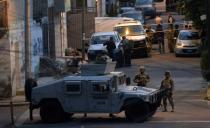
xmin=27 ymin=63 xmax=163 ymax=123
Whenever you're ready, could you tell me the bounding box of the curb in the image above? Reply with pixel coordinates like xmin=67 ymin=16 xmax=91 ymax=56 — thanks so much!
xmin=0 ymin=101 xmax=29 ymax=107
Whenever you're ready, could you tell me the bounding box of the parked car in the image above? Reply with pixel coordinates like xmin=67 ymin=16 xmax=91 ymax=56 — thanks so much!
xmin=114 ymin=20 xmax=151 ymax=57
xmin=121 ymin=11 xmax=145 ymax=24
xmin=175 ymin=30 xmax=201 ymax=57
xmin=87 ymin=31 xmax=122 ymax=60
xmin=135 ymin=0 xmax=156 ymax=18
xmin=119 ymin=7 xmax=136 ymax=15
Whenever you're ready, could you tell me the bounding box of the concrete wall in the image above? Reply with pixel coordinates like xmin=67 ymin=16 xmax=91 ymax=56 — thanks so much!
xmin=7 ymin=0 xmax=25 ymax=96
xmin=54 ymin=12 xmax=68 ymax=58
xmin=6 ymin=0 xmax=43 ymax=96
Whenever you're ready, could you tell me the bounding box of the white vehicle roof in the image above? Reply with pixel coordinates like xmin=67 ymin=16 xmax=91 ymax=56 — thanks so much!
xmin=120 ymin=7 xmax=135 ymax=10
xmin=114 ymin=20 xmax=143 ymax=27
xmin=179 ymin=30 xmax=199 ymax=33
xmin=63 ymin=71 xmax=123 ymax=81
xmin=92 ymin=31 xmax=118 ymax=36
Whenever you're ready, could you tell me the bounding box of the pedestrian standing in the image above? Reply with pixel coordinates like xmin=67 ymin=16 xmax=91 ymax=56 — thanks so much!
xmin=103 ymin=37 xmax=116 ymax=60
xmin=133 ymin=66 xmax=150 ymax=87
xmin=160 ymin=71 xmax=175 ymax=112
xmin=166 ymin=24 xmax=175 ymax=53
xmin=167 ymin=13 xmax=175 ymax=25
xmin=156 ymin=24 xmax=165 ymax=54
xmin=120 ymin=36 xmax=132 ymax=66
xmin=155 ymin=13 xmax=163 ymax=25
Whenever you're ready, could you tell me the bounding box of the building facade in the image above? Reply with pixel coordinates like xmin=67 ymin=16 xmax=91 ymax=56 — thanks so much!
xmin=0 ymin=0 xmax=43 ymax=97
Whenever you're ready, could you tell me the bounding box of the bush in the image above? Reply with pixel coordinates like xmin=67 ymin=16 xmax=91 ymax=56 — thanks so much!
xmin=200 ymin=50 xmax=210 ymax=81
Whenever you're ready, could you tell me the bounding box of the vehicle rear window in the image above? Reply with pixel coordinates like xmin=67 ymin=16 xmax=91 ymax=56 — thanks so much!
xmin=136 ymin=0 xmax=153 ymax=5
xmin=91 ymin=35 xmax=118 ymax=45
xmin=179 ymin=32 xmax=200 ymax=40
xmin=121 ymin=13 xmax=143 ymax=20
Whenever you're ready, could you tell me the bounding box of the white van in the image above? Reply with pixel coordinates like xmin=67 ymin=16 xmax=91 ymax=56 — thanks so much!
xmin=154 ymin=0 xmax=166 ymax=13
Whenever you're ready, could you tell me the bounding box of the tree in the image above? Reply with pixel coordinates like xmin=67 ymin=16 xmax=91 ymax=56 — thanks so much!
xmin=181 ymin=0 xmax=205 ymax=28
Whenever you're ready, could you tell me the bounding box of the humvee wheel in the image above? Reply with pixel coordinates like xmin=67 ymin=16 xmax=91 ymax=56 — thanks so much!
xmin=125 ymin=102 xmax=150 ymax=123
xmin=149 ymin=104 xmax=158 ymax=117
xmin=40 ymin=100 xmax=68 ymax=123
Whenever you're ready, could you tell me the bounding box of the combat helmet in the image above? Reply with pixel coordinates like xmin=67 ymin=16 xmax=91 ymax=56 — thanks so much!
xmin=165 ymin=70 xmax=171 ymax=76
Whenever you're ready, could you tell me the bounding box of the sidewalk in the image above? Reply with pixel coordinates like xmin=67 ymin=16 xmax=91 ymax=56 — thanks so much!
xmin=0 ymin=77 xmax=56 ymax=107
xmin=0 ymin=95 xmax=28 ymax=107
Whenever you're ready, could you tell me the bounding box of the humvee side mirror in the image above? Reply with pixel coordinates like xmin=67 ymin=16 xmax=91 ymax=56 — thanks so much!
xmin=126 ymin=77 xmax=131 ymax=86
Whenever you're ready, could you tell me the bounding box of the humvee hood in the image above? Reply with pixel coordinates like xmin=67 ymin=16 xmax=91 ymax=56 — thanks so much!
xmin=118 ymin=86 xmax=158 ymax=95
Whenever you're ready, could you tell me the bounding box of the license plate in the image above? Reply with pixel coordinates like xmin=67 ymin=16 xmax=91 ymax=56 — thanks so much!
xmin=186 ymin=49 xmax=193 ymax=53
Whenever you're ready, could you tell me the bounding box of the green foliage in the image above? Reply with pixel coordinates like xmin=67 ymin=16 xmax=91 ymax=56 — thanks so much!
xmin=181 ymin=0 xmax=206 ymax=28
xmin=200 ymin=50 xmax=210 ymax=81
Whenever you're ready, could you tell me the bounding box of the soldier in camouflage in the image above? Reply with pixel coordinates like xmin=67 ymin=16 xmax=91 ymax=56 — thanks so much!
xmin=133 ymin=66 xmax=150 ymax=87
xmin=160 ymin=71 xmax=175 ymax=112
xmin=145 ymin=25 xmax=153 ymax=51
xmin=166 ymin=24 xmax=175 ymax=53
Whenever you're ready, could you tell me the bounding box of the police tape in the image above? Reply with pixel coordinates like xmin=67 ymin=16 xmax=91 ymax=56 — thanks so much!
xmin=143 ymin=22 xmax=192 ymax=28
xmin=143 ymin=23 xmax=194 ymax=33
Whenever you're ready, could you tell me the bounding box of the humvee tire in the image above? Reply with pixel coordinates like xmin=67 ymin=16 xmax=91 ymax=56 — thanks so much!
xmin=40 ymin=100 xmax=69 ymax=123
xmin=125 ymin=101 xmax=150 ymax=123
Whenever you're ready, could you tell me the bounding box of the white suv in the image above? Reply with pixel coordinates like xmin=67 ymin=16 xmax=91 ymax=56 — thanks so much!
xmin=87 ymin=31 xmax=122 ymax=60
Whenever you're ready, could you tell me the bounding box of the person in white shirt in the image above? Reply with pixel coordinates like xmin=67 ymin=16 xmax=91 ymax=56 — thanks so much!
xmin=155 ymin=14 xmax=162 ymax=25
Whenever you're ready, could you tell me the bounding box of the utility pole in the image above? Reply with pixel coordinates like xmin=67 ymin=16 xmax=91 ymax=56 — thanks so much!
xmin=206 ymin=0 xmax=210 ymax=69
xmin=81 ymin=0 xmax=85 ymax=60
xmin=25 ymin=0 xmax=31 ymax=80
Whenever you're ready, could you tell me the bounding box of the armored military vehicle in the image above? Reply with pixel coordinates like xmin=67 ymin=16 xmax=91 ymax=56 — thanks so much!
xmin=26 ymin=63 xmax=163 ymax=123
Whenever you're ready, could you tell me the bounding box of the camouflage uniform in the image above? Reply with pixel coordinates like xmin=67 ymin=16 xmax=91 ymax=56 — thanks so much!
xmin=166 ymin=25 xmax=175 ymax=53
xmin=133 ymin=66 xmax=150 ymax=87
xmin=160 ymin=71 xmax=175 ymax=112
xmin=146 ymin=25 xmax=153 ymax=51
xmin=121 ymin=36 xmax=132 ymax=66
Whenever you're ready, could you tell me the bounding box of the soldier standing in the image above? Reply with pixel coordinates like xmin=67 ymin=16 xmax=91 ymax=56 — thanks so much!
xmin=133 ymin=66 xmax=150 ymax=87
xmin=120 ymin=36 xmax=132 ymax=66
xmin=146 ymin=25 xmax=153 ymax=51
xmin=103 ymin=37 xmax=116 ymax=60
xmin=166 ymin=24 xmax=175 ymax=53
xmin=160 ymin=71 xmax=175 ymax=112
